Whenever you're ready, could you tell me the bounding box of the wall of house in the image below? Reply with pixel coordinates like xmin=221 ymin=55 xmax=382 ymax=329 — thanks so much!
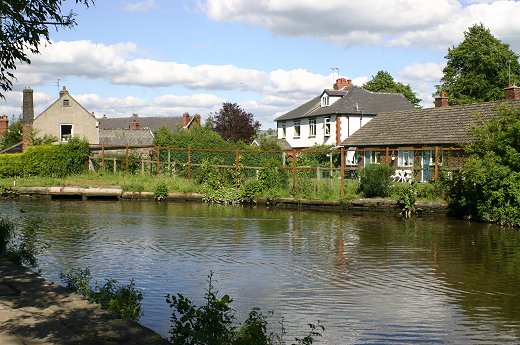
xmin=34 ymin=93 xmax=99 ymax=144
xmin=278 ymin=115 xmax=338 ymax=148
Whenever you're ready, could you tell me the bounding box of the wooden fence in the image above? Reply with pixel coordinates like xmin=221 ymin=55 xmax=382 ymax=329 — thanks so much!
xmin=89 ymin=144 xmax=465 ymax=198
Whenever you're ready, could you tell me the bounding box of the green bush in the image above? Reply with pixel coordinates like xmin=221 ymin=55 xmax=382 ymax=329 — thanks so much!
xmin=0 ymin=139 xmax=90 ymax=177
xmin=60 ymin=267 xmax=143 ymax=321
xmin=0 ymin=216 xmax=40 ymax=267
xmin=358 ymin=164 xmax=393 ymax=198
xmin=394 ymin=182 xmax=418 ymax=218
xmin=166 ymin=272 xmax=324 ymax=345
xmin=155 ymin=182 xmax=169 ymax=201
xmin=0 ymin=153 xmax=23 ymax=177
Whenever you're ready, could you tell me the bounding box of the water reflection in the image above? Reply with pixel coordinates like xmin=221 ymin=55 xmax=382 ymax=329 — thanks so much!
xmin=1 ymin=199 xmax=520 ymax=344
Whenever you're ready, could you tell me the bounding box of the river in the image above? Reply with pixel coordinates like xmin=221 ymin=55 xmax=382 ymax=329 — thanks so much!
xmin=1 ymin=199 xmax=520 ymax=344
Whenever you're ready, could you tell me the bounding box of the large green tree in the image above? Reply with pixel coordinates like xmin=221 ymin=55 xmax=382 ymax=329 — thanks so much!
xmin=436 ymin=23 xmax=520 ymax=105
xmin=209 ymin=102 xmax=260 ymax=143
xmin=0 ymin=0 xmax=93 ymax=99
xmin=363 ymin=70 xmax=421 ymax=107
xmin=447 ymin=104 xmax=520 ymax=226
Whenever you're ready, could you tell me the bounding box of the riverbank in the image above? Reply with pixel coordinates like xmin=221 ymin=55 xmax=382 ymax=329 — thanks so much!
xmin=0 ymin=257 xmax=169 ymax=345
xmin=9 ymin=186 xmax=449 ymax=215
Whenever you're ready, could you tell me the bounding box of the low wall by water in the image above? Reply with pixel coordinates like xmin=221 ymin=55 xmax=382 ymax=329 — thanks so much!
xmin=11 ymin=186 xmax=449 ymax=216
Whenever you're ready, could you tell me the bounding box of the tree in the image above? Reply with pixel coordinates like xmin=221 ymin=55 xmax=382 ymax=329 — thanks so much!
xmin=0 ymin=116 xmax=22 ymax=149
xmin=447 ymin=104 xmax=520 ymax=226
xmin=363 ymin=70 xmax=421 ymax=107
xmin=0 ymin=0 xmax=94 ymax=99
xmin=209 ymin=102 xmax=260 ymax=143
xmin=436 ymin=23 xmax=520 ymax=105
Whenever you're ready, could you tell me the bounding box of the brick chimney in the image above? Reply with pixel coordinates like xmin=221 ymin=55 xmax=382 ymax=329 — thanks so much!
xmin=182 ymin=112 xmax=190 ymax=126
xmin=333 ymin=78 xmax=353 ymax=90
xmin=22 ymin=88 xmax=34 ymax=152
xmin=59 ymin=85 xmax=69 ymax=97
xmin=0 ymin=115 xmax=8 ymax=135
xmin=130 ymin=118 xmax=140 ymax=130
xmin=434 ymin=90 xmax=449 ymax=108
xmin=504 ymin=84 xmax=520 ymax=100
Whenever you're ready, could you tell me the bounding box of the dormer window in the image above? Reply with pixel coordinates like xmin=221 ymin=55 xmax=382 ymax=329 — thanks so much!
xmin=321 ymin=95 xmax=329 ymax=107
xmin=63 ymin=99 xmax=70 ymax=107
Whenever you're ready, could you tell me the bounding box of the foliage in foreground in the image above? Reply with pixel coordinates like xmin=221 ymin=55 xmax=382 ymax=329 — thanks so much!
xmin=166 ymin=272 xmax=324 ymax=345
xmin=60 ymin=267 xmax=143 ymax=321
xmin=446 ymin=104 xmax=520 ymax=226
xmin=0 ymin=216 xmax=40 ymax=267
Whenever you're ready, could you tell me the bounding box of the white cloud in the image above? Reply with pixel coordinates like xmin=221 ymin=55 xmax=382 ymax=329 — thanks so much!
xmin=202 ymin=0 xmax=520 ymax=51
xmin=124 ymin=0 xmax=158 ymax=12
xmin=398 ymin=62 xmax=446 ymax=107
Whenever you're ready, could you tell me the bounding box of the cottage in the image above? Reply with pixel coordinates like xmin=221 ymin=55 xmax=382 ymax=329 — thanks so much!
xmin=275 ymin=78 xmax=414 ymax=149
xmin=342 ymin=85 xmax=520 ymax=181
xmin=33 ymin=87 xmax=100 ymax=144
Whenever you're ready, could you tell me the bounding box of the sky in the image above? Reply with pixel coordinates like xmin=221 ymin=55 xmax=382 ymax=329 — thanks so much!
xmin=2 ymin=0 xmax=520 ymax=129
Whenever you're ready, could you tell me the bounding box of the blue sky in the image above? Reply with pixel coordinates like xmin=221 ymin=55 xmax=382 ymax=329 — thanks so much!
xmin=2 ymin=0 xmax=520 ymax=128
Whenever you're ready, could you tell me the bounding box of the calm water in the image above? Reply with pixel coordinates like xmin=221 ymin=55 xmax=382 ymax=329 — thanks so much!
xmin=2 ymin=199 xmax=520 ymax=344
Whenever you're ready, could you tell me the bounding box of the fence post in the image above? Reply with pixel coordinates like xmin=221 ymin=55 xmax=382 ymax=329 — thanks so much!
xmin=340 ymin=147 xmax=345 ymax=199
xmin=187 ymin=146 xmax=191 ymax=180
xmin=386 ymin=147 xmax=390 ymax=164
xmin=125 ymin=145 xmax=129 ymax=176
xmin=156 ymin=146 xmax=160 ymax=176
xmin=113 ymin=157 xmax=116 ymax=173
xmin=235 ymin=149 xmax=240 ymax=191
xmin=292 ymin=149 xmax=297 ymax=192
xmin=101 ymin=144 xmax=105 ymax=174
xmin=168 ymin=150 xmax=171 ymax=176
xmin=316 ymin=166 xmax=321 ymax=193
xmin=434 ymin=146 xmax=439 ymax=180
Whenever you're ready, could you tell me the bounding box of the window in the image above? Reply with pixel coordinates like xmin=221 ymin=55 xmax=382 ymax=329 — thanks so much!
xmin=324 ymin=117 xmax=331 ymax=136
xmin=365 ymin=151 xmax=381 ymax=166
xmin=398 ymin=150 xmax=414 ymax=167
xmin=60 ymin=124 xmax=73 ymax=142
xmin=309 ymin=118 xmax=316 ymax=137
xmin=293 ymin=121 xmax=301 ymax=138
xmin=63 ymin=99 xmax=70 ymax=107
xmin=280 ymin=122 xmax=286 ymax=138
xmin=321 ymin=95 xmax=329 ymax=107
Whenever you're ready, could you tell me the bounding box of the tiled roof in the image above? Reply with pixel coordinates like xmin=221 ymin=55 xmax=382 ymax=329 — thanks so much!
xmin=98 ymin=116 xmax=183 ymax=132
xmin=275 ymin=86 xmax=414 ymax=121
xmin=99 ymin=129 xmax=154 ymax=146
xmin=343 ymin=100 xmax=520 ymax=147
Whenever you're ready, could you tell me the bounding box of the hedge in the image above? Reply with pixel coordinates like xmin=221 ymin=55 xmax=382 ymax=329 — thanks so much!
xmin=0 ymin=139 xmax=90 ymax=178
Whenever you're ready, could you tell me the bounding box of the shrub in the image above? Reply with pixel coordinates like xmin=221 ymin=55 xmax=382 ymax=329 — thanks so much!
xmin=166 ymin=272 xmax=324 ymax=345
xmin=0 ymin=153 xmax=23 ymax=177
xmin=155 ymin=182 xmax=169 ymax=201
xmin=395 ymin=182 xmax=418 ymax=218
xmin=0 ymin=216 xmax=40 ymax=267
xmin=358 ymin=164 xmax=393 ymax=198
xmin=60 ymin=267 xmax=143 ymax=321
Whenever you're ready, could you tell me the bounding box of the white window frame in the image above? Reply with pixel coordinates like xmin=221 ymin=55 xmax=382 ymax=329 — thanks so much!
xmin=60 ymin=124 xmax=73 ymax=142
xmin=280 ymin=122 xmax=286 ymax=139
xmin=366 ymin=151 xmax=381 ymax=165
xmin=398 ymin=149 xmax=414 ymax=167
xmin=309 ymin=118 xmax=316 ymax=137
xmin=324 ymin=117 xmax=331 ymax=136
xmin=321 ymin=95 xmax=329 ymax=107
xmin=293 ymin=121 xmax=301 ymax=138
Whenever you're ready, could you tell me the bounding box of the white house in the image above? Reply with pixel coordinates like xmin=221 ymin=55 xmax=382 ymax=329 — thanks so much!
xmin=275 ymin=78 xmax=414 ymax=150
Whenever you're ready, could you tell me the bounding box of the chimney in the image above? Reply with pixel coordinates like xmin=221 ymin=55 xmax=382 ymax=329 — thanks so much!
xmin=0 ymin=115 xmax=8 ymax=135
xmin=333 ymin=78 xmax=353 ymax=90
xmin=130 ymin=118 xmax=140 ymax=130
xmin=22 ymin=88 xmax=34 ymax=124
xmin=59 ymin=85 xmax=69 ymax=97
xmin=182 ymin=112 xmax=190 ymax=126
xmin=22 ymin=88 xmax=34 ymax=152
xmin=504 ymin=84 xmax=520 ymax=100
xmin=434 ymin=90 xmax=449 ymax=108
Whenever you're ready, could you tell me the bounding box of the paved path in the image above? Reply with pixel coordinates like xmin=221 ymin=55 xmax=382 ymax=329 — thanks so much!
xmin=0 ymin=258 xmax=169 ymax=345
